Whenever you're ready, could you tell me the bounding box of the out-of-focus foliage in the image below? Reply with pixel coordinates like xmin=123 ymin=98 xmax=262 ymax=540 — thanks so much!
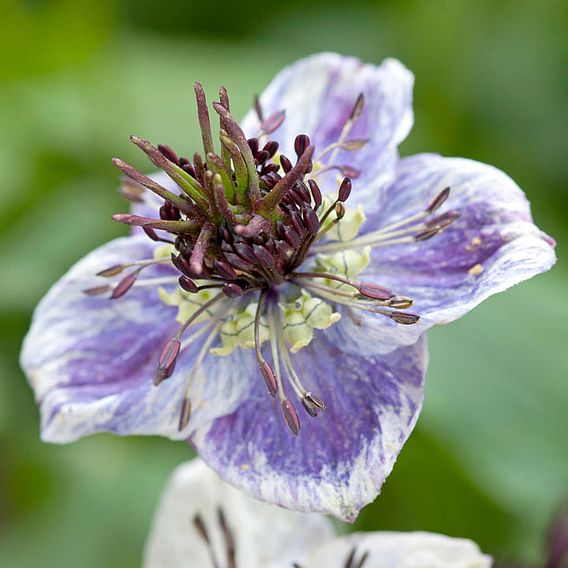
xmin=0 ymin=0 xmax=566 ymax=566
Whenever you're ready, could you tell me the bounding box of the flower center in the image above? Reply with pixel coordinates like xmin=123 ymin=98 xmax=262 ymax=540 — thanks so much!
xmin=85 ymin=84 xmax=459 ymax=436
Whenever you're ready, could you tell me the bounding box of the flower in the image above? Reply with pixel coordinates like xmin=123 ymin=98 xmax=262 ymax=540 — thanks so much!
xmin=144 ymin=458 xmax=492 ymax=568
xmin=21 ymin=53 xmax=555 ymax=521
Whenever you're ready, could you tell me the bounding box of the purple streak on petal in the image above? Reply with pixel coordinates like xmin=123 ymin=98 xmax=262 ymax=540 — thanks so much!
xmin=344 ymin=154 xmax=556 ymax=356
xmin=20 ymin=235 xmax=258 ymax=443
xmin=240 ymin=53 xmax=414 ymax=212
xmin=191 ymin=331 xmax=428 ymax=521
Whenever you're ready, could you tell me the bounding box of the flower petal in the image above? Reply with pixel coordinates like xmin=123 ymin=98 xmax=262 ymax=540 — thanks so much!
xmin=241 ymin=52 xmax=414 ymax=207
xmin=191 ymin=332 xmax=427 ymax=521
xmin=20 ymin=235 xmax=256 ymax=443
xmin=339 ymin=153 xmax=556 ymax=355
xmin=143 ymin=458 xmax=334 ymax=568
xmin=306 ymin=531 xmax=492 ymax=568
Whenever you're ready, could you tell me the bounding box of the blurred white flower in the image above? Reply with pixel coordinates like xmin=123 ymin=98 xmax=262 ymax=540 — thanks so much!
xmin=144 ymin=459 xmax=492 ymax=568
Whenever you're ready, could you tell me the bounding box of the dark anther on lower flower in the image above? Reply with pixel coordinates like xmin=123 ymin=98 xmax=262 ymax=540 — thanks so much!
xmin=193 ymin=507 xmax=237 ymax=568
xmin=88 ymin=81 xmax=460 ymax=436
xmin=343 ymin=546 xmax=370 ymax=568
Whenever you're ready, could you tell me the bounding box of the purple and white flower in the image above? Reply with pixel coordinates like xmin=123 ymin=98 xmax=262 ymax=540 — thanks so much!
xmin=21 ymin=53 xmax=555 ymax=521
xmin=144 ymin=458 xmax=492 ymax=568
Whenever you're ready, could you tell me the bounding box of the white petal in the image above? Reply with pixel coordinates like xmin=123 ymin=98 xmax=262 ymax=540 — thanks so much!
xmin=143 ymin=459 xmax=334 ymax=568
xmin=306 ymin=531 xmax=492 ymax=568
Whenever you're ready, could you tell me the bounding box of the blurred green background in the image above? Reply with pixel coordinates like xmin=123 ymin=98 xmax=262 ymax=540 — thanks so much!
xmin=1 ymin=0 xmax=566 ymax=565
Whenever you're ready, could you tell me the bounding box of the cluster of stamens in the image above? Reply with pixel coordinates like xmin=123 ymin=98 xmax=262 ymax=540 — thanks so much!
xmin=84 ymin=82 xmax=459 ymax=437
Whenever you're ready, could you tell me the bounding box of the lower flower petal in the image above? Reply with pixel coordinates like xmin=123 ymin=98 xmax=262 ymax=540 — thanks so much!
xmin=306 ymin=531 xmax=492 ymax=567
xmin=143 ymin=459 xmax=334 ymax=568
xmin=347 ymin=153 xmax=556 ymax=354
xmin=20 ymin=235 xmax=256 ymax=443
xmin=191 ymin=332 xmax=428 ymax=521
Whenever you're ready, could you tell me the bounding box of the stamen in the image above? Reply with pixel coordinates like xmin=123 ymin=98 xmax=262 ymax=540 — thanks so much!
xmin=324 ymin=93 xmax=365 ymax=171
xmin=110 ymin=268 xmax=142 ymax=299
xmin=154 ymin=293 xmax=226 ymax=385
xmin=254 ymin=291 xmax=277 ymax=397
xmin=193 ymin=514 xmax=221 ymax=568
xmin=259 ymin=109 xmax=286 ymax=136
xmin=281 ymin=398 xmax=300 ymax=435
xmin=177 ymin=320 xmax=224 ymax=430
xmin=216 ymin=508 xmax=236 ymax=568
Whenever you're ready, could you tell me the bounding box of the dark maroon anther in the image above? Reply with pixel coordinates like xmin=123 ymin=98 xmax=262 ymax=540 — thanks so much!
xmin=234 ymin=242 xmax=258 ymax=264
xmin=171 ymin=253 xmax=189 ymax=276
xmin=301 ymin=397 xmax=319 ymax=417
xmin=181 ymin=161 xmax=197 ymax=178
xmin=295 ymin=182 xmax=311 ymax=203
xmin=253 ymin=244 xmax=275 ymax=268
xmin=349 ymin=93 xmax=365 ymax=121
xmin=160 ymin=201 xmax=181 ymax=221
xmin=289 ymin=189 xmax=305 ymax=208
xmin=111 ymin=270 xmax=140 ymax=299
xmin=305 ymin=160 xmax=313 ymax=174
xmin=143 ymin=226 xmax=160 ymax=241
xmin=294 ymin=134 xmax=310 ymax=157
xmin=193 ymin=514 xmax=210 ymax=543
xmin=426 ymin=186 xmax=451 ymax=213
xmin=178 ymin=397 xmax=192 ymax=431
xmin=260 ymin=163 xmax=280 ymax=176
xmin=157 ymin=143 xmax=179 ymax=164
xmin=83 ymin=285 xmax=112 ymax=296
xmin=223 ymin=252 xmax=253 ymax=272
xmin=388 ymin=311 xmax=420 ymax=325
xmin=262 ymin=140 xmax=279 ymax=159
xmin=253 ymin=95 xmax=264 ymax=121
xmin=179 ymin=275 xmax=198 ymax=293
xmin=290 ymin=211 xmax=304 ymax=234
xmin=302 ymin=392 xmax=326 ymax=417
xmin=247 ymin=137 xmax=259 ymax=156
xmin=414 ymin=228 xmax=441 ymax=242
xmin=338 ymin=177 xmax=352 ymax=202
xmin=96 ymin=264 xmax=124 ymax=277
xmin=280 ymin=154 xmax=293 ymax=173
xmin=260 ymin=361 xmax=278 ymax=397
xmin=359 ymin=282 xmax=394 ymax=301
xmin=283 ymin=226 xmax=301 ymax=247
xmin=426 ymin=210 xmax=461 ymax=229
xmin=154 ymin=338 xmax=181 ymax=385
xmin=223 ymin=283 xmax=245 ymax=298
xmin=260 ymin=109 xmax=286 ymax=135
xmin=255 ymin=150 xmax=270 ymax=165
xmin=281 ymin=399 xmax=300 ymax=435
xmin=214 ymin=259 xmax=237 ymax=280
xmin=274 ymin=239 xmax=293 ymax=258
xmin=308 ymin=179 xmax=322 ymax=210
xmin=303 ymin=207 xmax=320 ymax=235
xmin=263 ymin=173 xmax=277 ymax=189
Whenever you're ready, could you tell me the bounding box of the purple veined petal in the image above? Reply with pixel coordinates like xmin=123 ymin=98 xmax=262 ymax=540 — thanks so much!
xmin=240 ymin=53 xmax=414 ymax=210
xmin=20 ymin=235 xmax=257 ymax=443
xmin=143 ymin=459 xmax=334 ymax=568
xmin=305 ymin=531 xmax=492 ymax=568
xmin=345 ymin=153 xmax=556 ymax=354
xmin=191 ymin=331 xmax=428 ymax=522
